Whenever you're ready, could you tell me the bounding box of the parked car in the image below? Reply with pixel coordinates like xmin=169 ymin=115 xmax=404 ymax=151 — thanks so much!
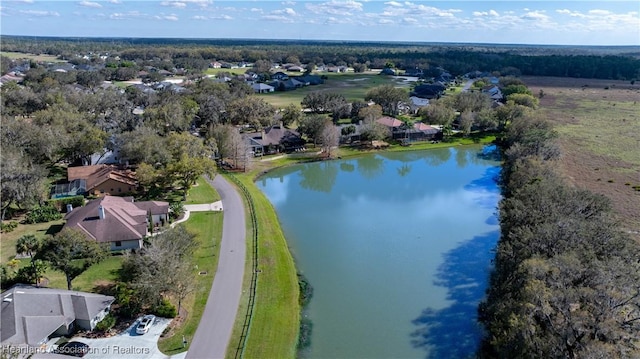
xmin=54 ymin=341 xmax=90 ymax=357
xmin=136 ymin=314 xmax=156 ymax=335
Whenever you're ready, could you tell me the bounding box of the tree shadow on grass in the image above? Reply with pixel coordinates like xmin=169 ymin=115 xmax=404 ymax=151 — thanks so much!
xmin=410 ymin=230 xmax=499 ymax=359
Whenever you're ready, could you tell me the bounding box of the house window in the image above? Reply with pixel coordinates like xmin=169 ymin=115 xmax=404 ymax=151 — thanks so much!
xmin=115 ymin=241 xmax=122 ymax=247
xmin=118 ymin=188 xmax=122 ymax=193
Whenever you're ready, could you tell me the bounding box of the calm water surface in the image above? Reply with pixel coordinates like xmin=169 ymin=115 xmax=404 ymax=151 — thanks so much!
xmin=257 ymin=146 xmax=501 ymax=359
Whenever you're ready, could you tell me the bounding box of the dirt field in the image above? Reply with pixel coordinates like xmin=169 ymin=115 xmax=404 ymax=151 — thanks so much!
xmin=522 ymin=76 xmax=640 ymax=239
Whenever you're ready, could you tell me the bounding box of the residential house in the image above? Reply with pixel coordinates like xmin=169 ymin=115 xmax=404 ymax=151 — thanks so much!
xmin=252 ymin=83 xmax=275 ymax=94
xmin=380 ymin=67 xmax=397 ymax=76
xmin=1 ymin=284 xmax=114 ymax=347
xmin=297 ymin=74 xmax=324 ymax=85
xmin=210 ymin=61 xmax=222 ymax=69
xmin=411 ymin=83 xmax=446 ymax=99
xmin=407 ymin=122 xmax=441 ymax=142
xmin=271 ymin=71 xmax=289 ymax=81
xmin=67 ymin=165 xmax=137 ymax=197
xmin=64 ymin=195 xmax=169 ymax=250
xmin=408 ymin=96 xmax=430 ymax=114
xmin=482 ymin=85 xmax=503 ymax=101
xmin=244 ymin=124 xmax=304 ymax=155
xmin=376 ymin=116 xmax=405 ymax=139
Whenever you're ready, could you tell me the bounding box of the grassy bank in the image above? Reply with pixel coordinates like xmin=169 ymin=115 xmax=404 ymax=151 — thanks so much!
xmin=223 ymin=171 xmax=300 ymax=359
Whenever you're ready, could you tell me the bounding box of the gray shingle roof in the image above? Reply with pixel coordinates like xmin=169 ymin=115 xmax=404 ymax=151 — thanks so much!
xmin=1 ymin=285 xmax=114 ymax=346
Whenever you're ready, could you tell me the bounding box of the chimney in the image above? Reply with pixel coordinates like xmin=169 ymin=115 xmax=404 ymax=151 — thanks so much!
xmin=98 ymin=205 xmax=105 ymax=219
xmin=66 ymin=204 xmax=73 ymax=213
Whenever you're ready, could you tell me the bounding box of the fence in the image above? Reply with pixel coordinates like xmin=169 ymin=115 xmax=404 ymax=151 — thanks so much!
xmin=224 ymin=173 xmax=259 ymax=359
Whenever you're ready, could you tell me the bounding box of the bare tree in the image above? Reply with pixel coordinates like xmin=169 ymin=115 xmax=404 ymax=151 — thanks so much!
xmin=319 ymin=121 xmax=340 ymax=158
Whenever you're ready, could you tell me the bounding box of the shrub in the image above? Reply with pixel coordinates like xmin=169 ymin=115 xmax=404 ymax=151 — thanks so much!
xmin=48 ymin=196 xmax=85 ymax=213
xmin=24 ymin=205 xmax=62 ymax=224
xmin=1 ymin=221 xmax=18 ymax=233
xmin=95 ymin=313 xmax=116 ymax=332
xmin=153 ymin=298 xmax=177 ymax=318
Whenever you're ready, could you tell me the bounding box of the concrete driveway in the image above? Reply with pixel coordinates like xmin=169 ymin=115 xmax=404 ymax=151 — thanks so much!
xmin=68 ymin=317 xmax=177 ymax=359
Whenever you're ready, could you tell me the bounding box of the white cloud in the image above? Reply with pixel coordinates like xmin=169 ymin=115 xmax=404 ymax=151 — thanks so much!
xmin=306 ymin=0 xmax=363 ymax=16
xmin=474 ymin=9 xmax=499 ymax=17
xmin=521 ymin=11 xmax=549 ymax=21
xmin=282 ymin=1 xmax=296 ymax=5
xmin=155 ymin=14 xmax=178 ymax=21
xmin=250 ymin=8 xmax=262 ymax=13
xmin=161 ymin=1 xmax=187 ymax=8
xmin=378 ymin=18 xmax=394 ymax=24
xmin=109 ymin=11 xmax=144 ymax=20
xmin=261 ymin=14 xmax=294 ymax=22
xmin=402 ymin=17 xmax=417 ymax=24
xmin=20 ymin=9 xmax=59 ymax=16
xmin=107 ymin=0 xmax=121 ymax=3
xmin=193 ymin=15 xmax=207 ymax=20
xmin=211 ymin=14 xmax=232 ymax=20
xmin=79 ymin=1 xmax=102 ymax=8
xmin=272 ymin=8 xmax=296 ymax=16
xmin=385 ymin=1 xmax=402 ymax=7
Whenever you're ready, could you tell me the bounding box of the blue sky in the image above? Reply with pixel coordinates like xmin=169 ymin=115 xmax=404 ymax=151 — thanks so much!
xmin=1 ymin=1 xmax=639 ymax=45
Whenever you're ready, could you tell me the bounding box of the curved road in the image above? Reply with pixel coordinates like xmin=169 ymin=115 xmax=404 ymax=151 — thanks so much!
xmin=186 ymin=175 xmax=246 ymax=359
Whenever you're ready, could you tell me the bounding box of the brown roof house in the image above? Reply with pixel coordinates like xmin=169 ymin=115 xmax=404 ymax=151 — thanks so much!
xmin=67 ymin=165 xmax=137 ymax=197
xmin=64 ymin=196 xmax=169 ymax=251
xmin=1 ymin=284 xmax=114 ymax=347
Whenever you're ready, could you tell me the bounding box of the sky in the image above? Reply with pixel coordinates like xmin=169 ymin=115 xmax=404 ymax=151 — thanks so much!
xmin=1 ymin=1 xmax=639 ymax=46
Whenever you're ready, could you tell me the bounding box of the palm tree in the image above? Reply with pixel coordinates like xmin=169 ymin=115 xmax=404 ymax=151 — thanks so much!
xmin=16 ymin=234 xmax=40 ymax=258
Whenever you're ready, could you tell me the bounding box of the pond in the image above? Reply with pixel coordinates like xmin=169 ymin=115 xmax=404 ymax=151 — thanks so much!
xmin=257 ymin=145 xmax=501 ymax=359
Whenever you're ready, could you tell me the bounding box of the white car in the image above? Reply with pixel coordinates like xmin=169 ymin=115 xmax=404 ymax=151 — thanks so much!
xmin=136 ymin=315 xmax=156 ymax=335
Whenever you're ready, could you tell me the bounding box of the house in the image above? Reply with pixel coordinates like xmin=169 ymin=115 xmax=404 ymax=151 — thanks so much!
xmin=1 ymin=284 xmax=114 ymax=347
xmin=271 ymin=71 xmax=289 ymax=81
xmin=408 ymin=96 xmax=430 ymax=114
xmin=244 ymin=124 xmax=304 ymax=155
xmin=67 ymin=165 xmax=137 ymax=197
xmin=376 ymin=116 xmax=406 ymax=139
xmin=297 ymin=74 xmax=324 ymax=85
xmin=380 ymin=67 xmax=397 ymax=76
xmin=210 ymin=61 xmax=222 ymax=69
xmin=411 ymin=83 xmax=446 ymax=99
xmin=406 ymin=122 xmax=441 ymax=142
xmin=482 ymin=85 xmax=503 ymax=100
xmin=64 ymin=196 xmax=169 ymax=250
xmin=251 ymin=83 xmax=275 ymax=94
xmin=287 ymin=65 xmax=304 ymax=72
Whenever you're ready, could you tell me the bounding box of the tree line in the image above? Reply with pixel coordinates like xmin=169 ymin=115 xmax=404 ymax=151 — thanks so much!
xmin=2 ymin=36 xmax=639 ymax=80
xmin=478 ymin=102 xmax=640 ymax=357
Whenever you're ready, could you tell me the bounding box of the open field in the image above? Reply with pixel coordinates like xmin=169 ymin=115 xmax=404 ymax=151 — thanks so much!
xmin=1 ymin=51 xmax=65 ymax=63
xmin=260 ymin=71 xmax=418 ymax=108
xmin=522 ymin=76 xmax=640 ymax=237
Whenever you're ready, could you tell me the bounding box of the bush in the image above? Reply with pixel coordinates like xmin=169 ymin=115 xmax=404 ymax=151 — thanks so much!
xmin=48 ymin=196 xmax=85 ymax=213
xmin=1 ymin=221 xmax=18 ymax=233
xmin=152 ymin=298 xmax=177 ymax=318
xmin=24 ymin=205 xmax=62 ymax=224
xmin=95 ymin=313 xmax=116 ymax=332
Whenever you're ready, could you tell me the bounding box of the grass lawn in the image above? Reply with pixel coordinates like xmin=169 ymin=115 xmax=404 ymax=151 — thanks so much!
xmin=1 ymin=220 xmax=64 ymax=263
xmin=43 ymin=255 xmax=124 ymax=292
xmin=184 ymin=176 xmax=221 ymax=204
xmin=225 ymin=172 xmax=300 ymax=359
xmin=157 ymin=211 xmax=223 ymax=355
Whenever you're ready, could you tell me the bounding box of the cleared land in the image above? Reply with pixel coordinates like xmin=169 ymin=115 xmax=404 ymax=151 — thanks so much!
xmin=523 ymin=76 xmax=640 ymax=238
xmin=1 ymin=51 xmax=65 ymax=62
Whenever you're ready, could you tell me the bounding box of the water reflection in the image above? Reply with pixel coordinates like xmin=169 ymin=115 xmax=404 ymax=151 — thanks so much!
xmin=423 ymin=147 xmax=452 ymax=167
xmin=299 ymin=161 xmax=339 ymax=193
xmin=356 ymin=155 xmax=385 ymax=179
xmin=411 ymin=230 xmax=499 ymax=359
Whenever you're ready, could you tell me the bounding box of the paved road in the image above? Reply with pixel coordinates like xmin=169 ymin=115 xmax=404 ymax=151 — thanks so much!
xmin=186 ymin=175 xmax=246 ymax=359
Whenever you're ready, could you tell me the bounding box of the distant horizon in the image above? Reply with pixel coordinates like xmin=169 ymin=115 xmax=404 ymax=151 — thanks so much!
xmin=2 ymin=34 xmax=639 ymax=49
xmin=1 ymin=1 xmax=638 ymax=46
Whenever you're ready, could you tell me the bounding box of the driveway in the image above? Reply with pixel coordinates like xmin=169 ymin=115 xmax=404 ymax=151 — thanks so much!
xmin=186 ymin=175 xmax=246 ymax=359
xmin=68 ymin=317 xmax=174 ymax=359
